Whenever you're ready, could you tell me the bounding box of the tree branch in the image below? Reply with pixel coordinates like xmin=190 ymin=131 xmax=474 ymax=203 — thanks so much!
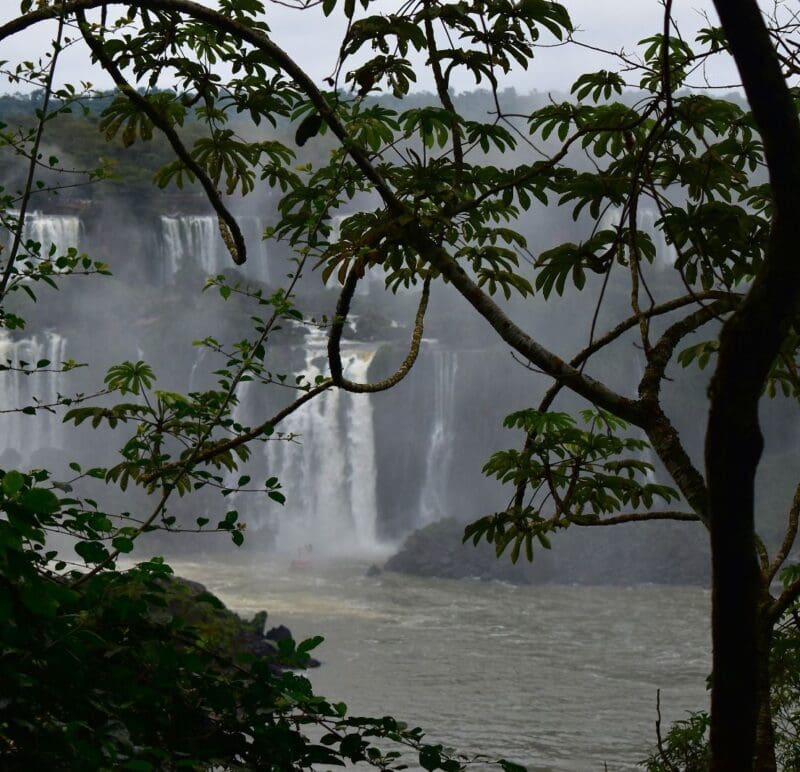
xmin=405 ymin=225 xmax=644 ymax=425
xmin=0 ymin=11 xmax=65 ymax=300
xmin=328 ymin=268 xmax=430 ymax=393
xmin=571 ymin=510 xmax=699 ymax=527
xmin=75 ymin=9 xmax=247 ymax=265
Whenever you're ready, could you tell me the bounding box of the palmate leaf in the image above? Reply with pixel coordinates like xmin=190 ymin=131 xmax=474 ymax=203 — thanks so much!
xmin=104 ymin=361 xmax=156 ymax=396
xmin=99 ymin=92 xmax=186 ymax=147
xmin=570 ymin=70 xmax=626 ymax=102
xmin=534 ymin=229 xmax=616 ymax=297
xmin=477 ymin=408 xmax=680 ymax=560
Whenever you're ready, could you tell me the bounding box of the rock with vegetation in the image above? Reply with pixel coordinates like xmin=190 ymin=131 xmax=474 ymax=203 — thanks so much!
xmin=155 ymin=576 xmax=320 ymax=668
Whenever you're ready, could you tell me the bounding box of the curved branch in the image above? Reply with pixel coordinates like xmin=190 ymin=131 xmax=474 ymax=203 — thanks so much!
xmin=422 ymin=0 xmax=464 ymax=179
xmin=770 ymin=569 xmax=800 ymax=626
xmin=547 ymin=291 xmax=740 ymax=413
xmin=640 ymin=296 xmax=738 ymax=404
xmin=632 ymin=302 xmax=739 ymax=528
xmin=512 ymin=291 xmax=738 ymax=513
xmin=75 ymin=10 xmax=247 ymax=265
xmin=328 ymin=268 xmax=430 ymax=393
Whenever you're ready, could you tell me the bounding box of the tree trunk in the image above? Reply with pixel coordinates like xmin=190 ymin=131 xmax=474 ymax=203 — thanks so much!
xmin=706 ymin=394 xmax=762 ymax=770
xmin=706 ymin=1 xmax=800 ymax=767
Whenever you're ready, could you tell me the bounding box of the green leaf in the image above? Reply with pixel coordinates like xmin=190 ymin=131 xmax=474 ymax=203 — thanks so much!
xmin=2 ymin=470 xmax=25 ymax=497
xmin=419 ymin=745 xmax=442 ymax=771
xmin=20 ymin=488 xmax=60 ymax=514
xmin=112 ymin=536 xmax=135 ymax=553
xmin=295 ymin=114 xmax=323 ymax=147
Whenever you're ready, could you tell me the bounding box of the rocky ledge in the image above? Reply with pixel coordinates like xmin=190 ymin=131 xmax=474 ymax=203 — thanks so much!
xmin=162 ymin=576 xmax=320 ymax=669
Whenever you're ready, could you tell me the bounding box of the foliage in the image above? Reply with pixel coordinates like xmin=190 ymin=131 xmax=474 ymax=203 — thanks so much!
xmin=641 ymin=711 xmax=711 ymax=772
xmin=469 ymin=409 xmax=679 ymax=563
xmin=0 ymin=13 xmax=492 ymax=771
xmin=645 ymin=562 xmax=800 ymax=770
xmin=1 ymin=0 xmax=800 ymax=768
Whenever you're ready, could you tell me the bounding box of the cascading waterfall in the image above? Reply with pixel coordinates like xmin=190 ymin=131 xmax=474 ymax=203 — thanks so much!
xmin=0 ymin=331 xmax=68 ymax=462
xmin=258 ymin=335 xmax=381 ymax=556
xmin=161 ymin=215 xmax=219 ymax=279
xmin=5 ymin=211 xmax=81 ymax=263
xmin=417 ymin=348 xmax=459 ymax=525
xmin=160 ymin=215 xmax=270 ymax=284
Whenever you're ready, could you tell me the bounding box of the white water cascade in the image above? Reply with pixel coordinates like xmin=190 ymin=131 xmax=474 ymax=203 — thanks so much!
xmin=0 ymin=331 xmax=68 ymax=463
xmin=260 ymin=337 xmax=381 ymax=556
xmin=160 ymin=215 xmax=270 ymax=284
xmin=6 ymin=211 xmax=82 ymax=262
xmin=418 ymin=348 xmax=459 ymax=525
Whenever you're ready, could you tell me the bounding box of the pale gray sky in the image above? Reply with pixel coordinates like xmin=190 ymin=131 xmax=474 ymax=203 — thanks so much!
xmin=0 ymin=0 xmax=738 ymax=95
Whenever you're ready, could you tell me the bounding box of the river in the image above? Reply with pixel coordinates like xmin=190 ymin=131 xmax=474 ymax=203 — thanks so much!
xmin=168 ymin=558 xmax=710 ymax=771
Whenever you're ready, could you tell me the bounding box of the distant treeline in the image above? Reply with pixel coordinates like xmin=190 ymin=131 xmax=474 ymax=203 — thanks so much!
xmin=0 ymin=85 xmax=746 ymax=213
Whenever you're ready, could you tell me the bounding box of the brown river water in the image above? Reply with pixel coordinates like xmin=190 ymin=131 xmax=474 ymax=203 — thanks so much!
xmin=167 ymin=557 xmax=710 ymax=771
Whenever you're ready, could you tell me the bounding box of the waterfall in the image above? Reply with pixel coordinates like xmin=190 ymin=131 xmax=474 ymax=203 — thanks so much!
xmin=5 ymin=211 xmax=81 ymax=263
xmin=257 ymin=337 xmax=381 ymax=556
xmin=0 ymin=331 xmax=68 ymax=463
xmin=160 ymin=215 xmax=270 ymax=284
xmin=417 ymin=348 xmax=459 ymax=525
xmin=161 ymin=215 xmax=221 ymax=280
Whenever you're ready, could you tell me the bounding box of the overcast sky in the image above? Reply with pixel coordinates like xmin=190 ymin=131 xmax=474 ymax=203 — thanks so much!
xmin=0 ymin=0 xmax=739 ymax=95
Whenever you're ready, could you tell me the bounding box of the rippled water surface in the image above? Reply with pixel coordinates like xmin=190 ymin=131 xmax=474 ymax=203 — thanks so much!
xmin=169 ymin=558 xmax=710 ymax=771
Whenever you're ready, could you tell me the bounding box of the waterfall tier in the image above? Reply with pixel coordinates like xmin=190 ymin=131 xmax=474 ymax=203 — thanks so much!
xmin=160 ymin=215 xmax=271 ymax=284
xmin=6 ymin=211 xmax=82 ymax=262
xmin=418 ymin=349 xmax=459 ymax=526
xmin=0 ymin=331 xmax=68 ymax=464
xmin=262 ymin=346 xmax=380 ymax=555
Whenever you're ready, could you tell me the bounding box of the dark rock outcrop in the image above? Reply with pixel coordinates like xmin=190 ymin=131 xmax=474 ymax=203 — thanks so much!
xmin=164 ymin=577 xmax=320 ymax=667
xmin=384 ymin=517 xmax=710 ymax=586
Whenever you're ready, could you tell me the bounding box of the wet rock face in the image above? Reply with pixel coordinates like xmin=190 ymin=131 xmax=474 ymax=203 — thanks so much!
xmin=384 ymin=517 xmax=710 ymax=586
